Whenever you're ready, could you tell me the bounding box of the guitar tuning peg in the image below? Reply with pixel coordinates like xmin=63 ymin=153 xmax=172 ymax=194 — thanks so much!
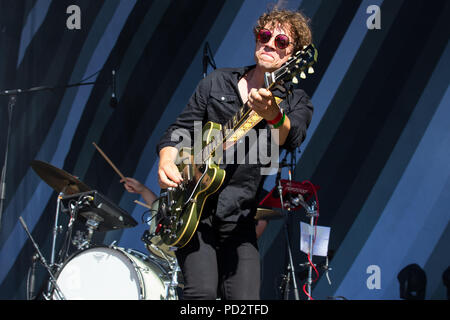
xmin=308 ymin=66 xmax=314 ymax=74
xmin=300 ymin=71 xmax=307 ymax=79
xmin=292 ymin=76 xmax=298 ymax=84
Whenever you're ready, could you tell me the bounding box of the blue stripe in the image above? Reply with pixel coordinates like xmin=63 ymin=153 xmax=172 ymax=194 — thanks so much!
xmin=0 ymin=0 xmax=137 ymax=286
xmin=332 ymin=43 xmax=450 ymax=300
xmin=17 ymin=0 xmax=52 ymax=68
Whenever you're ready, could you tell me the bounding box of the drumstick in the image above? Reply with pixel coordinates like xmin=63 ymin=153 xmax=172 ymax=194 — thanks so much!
xmin=134 ymin=200 xmax=152 ymax=209
xmin=92 ymin=142 xmax=126 ymax=181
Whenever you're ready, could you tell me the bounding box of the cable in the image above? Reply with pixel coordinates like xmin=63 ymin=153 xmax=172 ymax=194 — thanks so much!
xmin=303 ymin=283 xmax=314 ymax=300
xmin=303 ymin=180 xmax=320 ymax=244
xmin=79 ymin=69 xmax=102 ymax=83
xmin=141 ymin=209 xmax=159 ymax=225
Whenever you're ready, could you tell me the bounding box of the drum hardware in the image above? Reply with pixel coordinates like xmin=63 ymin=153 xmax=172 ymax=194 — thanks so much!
xmin=30 ymin=160 xmax=93 ymax=294
xmin=60 ymin=190 xmax=138 ymax=232
xmin=71 ymin=230 xmax=90 ymax=250
xmin=109 ymin=240 xmax=118 ymax=247
xmin=26 ymin=253 xmax=39 ymax=300
xmin=30 ymin=160 xmax=92 ymax=267
xmin=18 ymin=216 xmax=66 ymax=300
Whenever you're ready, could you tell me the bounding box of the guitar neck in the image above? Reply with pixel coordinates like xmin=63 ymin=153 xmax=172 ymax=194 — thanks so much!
xmin=221 ymin=73 xmax=278 ymax=140
xmin=194 ymin=77 xmax=279 ymax=164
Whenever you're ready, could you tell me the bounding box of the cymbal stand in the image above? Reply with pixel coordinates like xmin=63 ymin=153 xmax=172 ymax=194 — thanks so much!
xmin=50 ymin=192 xmax=64 ymax=267
xmin=46 ymin=191 xmax=69 ymax=294
xmin=18 ymin=216 xmax=66 ymax=300
xmin=0 ymin=95 xmax=15 ymax=231
xmin=164 ymin=260 xmax=181 ymax=300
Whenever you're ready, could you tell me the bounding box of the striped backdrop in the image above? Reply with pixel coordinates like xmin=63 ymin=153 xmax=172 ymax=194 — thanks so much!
xmin=0 ymin=0 xmax=449 ymax=300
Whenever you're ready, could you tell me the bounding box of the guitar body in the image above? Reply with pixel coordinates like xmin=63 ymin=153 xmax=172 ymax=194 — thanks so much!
xmin=160 ymin=121 xmax=226 ymax=248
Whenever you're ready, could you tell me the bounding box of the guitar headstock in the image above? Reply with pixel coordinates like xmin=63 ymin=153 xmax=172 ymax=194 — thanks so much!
xmin=264 ymin=44 xmax=318 ymax=88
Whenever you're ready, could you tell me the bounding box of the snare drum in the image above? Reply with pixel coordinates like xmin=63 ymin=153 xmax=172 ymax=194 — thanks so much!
xmin=52 ymin=246 xmax=178 ymax=300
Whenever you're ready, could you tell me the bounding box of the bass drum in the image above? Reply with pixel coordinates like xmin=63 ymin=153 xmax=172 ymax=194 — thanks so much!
xmin=52 ymin=246 xmax=177 ymax=300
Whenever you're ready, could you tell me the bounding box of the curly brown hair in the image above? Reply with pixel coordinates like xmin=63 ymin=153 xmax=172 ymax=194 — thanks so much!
xmin=253 ymin=9 xmax=312 ymax=53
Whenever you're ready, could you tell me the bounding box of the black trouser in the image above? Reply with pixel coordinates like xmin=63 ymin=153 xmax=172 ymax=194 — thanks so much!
xmin=175 ymin=216 xmax=260 ymax=300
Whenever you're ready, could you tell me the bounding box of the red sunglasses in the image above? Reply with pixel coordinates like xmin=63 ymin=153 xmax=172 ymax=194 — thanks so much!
xmin=257 ymin=28 xmax=291 ymax=50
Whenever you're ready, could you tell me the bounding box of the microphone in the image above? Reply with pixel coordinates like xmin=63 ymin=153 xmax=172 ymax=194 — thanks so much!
xmin=275 ymin=153 xmax=288 ymax=184
xmin=203 ymin=43 xmax=209 ymax=78
xmin=110 ymin=70 xmax=118 ymax=108
xmin=28 ymin=253 xmax=38 ymax=300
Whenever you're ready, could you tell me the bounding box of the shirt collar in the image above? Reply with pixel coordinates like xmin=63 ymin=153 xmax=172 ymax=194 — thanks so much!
xmin=230 ymin=65 xmax=290 ymax=99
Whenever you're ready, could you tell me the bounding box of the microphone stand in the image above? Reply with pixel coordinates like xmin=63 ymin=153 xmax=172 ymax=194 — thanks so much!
xmin=18 ymin=216 xmax=66 ymax=300
xmin=298 ymin=199 xmax=318 ymax=300
xmin=0 ymin=95 xmax=15 ymax=231
xmin=278 ymin=152 xmax=300 ymax=300
xmin=202 ymin=41 xmax=216 ymax=78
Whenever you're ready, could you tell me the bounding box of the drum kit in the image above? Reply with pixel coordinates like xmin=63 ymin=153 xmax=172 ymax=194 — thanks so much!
xmin=22 ymin=160 xmax=182 ymax=300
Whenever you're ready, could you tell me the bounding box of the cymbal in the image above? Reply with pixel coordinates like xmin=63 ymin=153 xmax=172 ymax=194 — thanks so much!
xmin=255 ymin=208 xmax=285 ymax=220
xmin=30 ymin=160 xmax=91 ymax=195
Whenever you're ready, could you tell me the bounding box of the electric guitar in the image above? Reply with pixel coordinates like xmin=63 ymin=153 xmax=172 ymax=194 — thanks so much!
xmin=153 ymin=45 xmax=318 ymax=249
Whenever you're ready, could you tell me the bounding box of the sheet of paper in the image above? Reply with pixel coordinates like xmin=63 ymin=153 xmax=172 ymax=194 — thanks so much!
xmin=300 ymin=221 xmax=330 ymax=257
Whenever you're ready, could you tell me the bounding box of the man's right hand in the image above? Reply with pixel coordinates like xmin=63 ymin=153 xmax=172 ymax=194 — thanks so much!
xmin=158 ymin=147 xmax=183 ymax=189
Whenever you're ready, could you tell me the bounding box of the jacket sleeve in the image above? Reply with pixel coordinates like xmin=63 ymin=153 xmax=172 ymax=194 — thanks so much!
xmin=281 ymin=88 xmax=314 ymax=152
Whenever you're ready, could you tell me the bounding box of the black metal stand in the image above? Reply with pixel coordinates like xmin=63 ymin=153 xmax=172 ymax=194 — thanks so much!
xmin=18 ymin=216 xmax=66 ymax=300
xmin=0 ymin=95 xmax=15 ymax=231
xmin=277 ymin=152 xmax=300 ymax=300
